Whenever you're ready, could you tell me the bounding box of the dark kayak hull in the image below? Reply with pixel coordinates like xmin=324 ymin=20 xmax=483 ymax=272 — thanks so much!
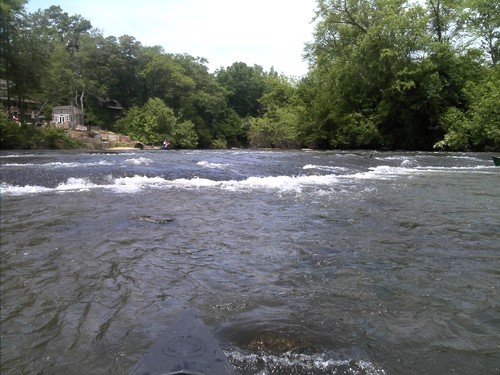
xmin=492 ymin=156 xmax=500 ymax=166
xmin=129 ymin=309 xmax=235 ymax=375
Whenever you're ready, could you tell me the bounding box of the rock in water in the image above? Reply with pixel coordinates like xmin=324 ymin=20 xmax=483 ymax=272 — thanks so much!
xmin=129 ymin=215 xmax=174 ymax=224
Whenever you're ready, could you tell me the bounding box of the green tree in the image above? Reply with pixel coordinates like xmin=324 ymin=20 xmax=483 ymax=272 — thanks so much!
xmin=435 ymin=66 xmax=500 ymax=150
xmin=138 ymin=47 xmax=195 ymax=107
xmin=211 ymin=108 xmax=245 ymax=148
xmin=113 ymin=35 xmax=145 ymax=107
xmin=171 ymin=120 xmax=199 ymax=149
xmin=248 ymin=105 xmax=301 ymax=148
xmin=73 ymin=33 xmax=118 ymax=129
xmin=171 ymin=54 xmax=228 ymax=147
xmin=305 ymin=0 xmax=493 ymax=150
xmin=27 ymin=6 xmax=93 ymax=125
xmin=114 ymin=98 xmax=177 ymax=145
xmin=248 ymin=72 xmax=306 ymax=148
xmin=1 ymin=0 xmax=48 ymax=122
xmin=0 ymin=116 xmax=82 ymax=149
xmin=307 ymin=0 xmax=431 ymax=148
xmin=216 ymin=62 xmax=266 ymax=118
xmin=0 ymin=117 xmax=23 ymax=148
xmin=464 ymin=0 xmax=500 ymax=66
xmin=426 ymin=0 xmax=465 ymax=43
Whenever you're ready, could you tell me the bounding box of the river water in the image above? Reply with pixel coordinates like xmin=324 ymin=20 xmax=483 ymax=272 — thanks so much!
xmin=1 ymin=149 xmax=499 ymax=375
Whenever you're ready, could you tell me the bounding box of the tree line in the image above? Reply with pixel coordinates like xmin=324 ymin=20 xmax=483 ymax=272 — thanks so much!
xmin=1 ymin=0 xmax=499 ymax=150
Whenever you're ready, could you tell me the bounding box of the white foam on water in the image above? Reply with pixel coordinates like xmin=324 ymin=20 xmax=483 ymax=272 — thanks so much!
xmin=416 ymin=165 xmax=497 ymax=172
xmin=3 ymin=162 xmax=493 ymax=197
xmin=49 ymin=160 xmax=115 ymax=168
xmin=350 ymin=166 xmax=416 ymax=180
xmin=124 ymin=157 xmax=153 ymax=165
xmin=231 ymin=175 xmax=303 ymax=192
xmin=0 ymin=153 xmax=43 ymax=158
xmin=0 ymin=182 xmax=52 ymax=196
xmin=107 ymin=152 xmax=137 ymax=156
xmin=112 ymin=175 xmax=167 ymax=193
xmin=351 ymin=165 xmax=497 ymax=180
xmin=226 ymin=351 xmax=386 ymax=374
xmin=55 ymin=178 xmax=98 ymax=192
xmin=445 ymin=155 xmax=485 ymax=161
xmin=400 ymin=159 xmax=414 ymax=167
xmin=170 ymin=177 xmax=222 ymax=188
xmin=2 ymin=160 xmax=115 ymax=168
xmin=0 ymin=171 xmax=387 ymax=196
xmin=113 ymin=174 xmax=344 ymax=194
xmin=222 ymin=174 xmax=343 ymax=193
xmin=197 ymin=160 xmax=232 ymax=170
xmin=1 ymin=162 xmax=36 ymax=167
xmin=303 ymin=164 xmax=349 ymax=173
xmin=377 ymin=155 xmax=414 ymax=161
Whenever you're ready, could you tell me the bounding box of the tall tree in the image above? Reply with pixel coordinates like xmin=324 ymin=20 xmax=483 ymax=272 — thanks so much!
xmin=248 ymin=73 xmax=305 ymax=148
xmin=114 ymin=97 xmax=177 ymax=145
xmin=216 ymin=62 xmax=266 ymax=118
xmin=426 ymin=0 xmax=464 ymax=43
xmin=307 ymin=0 xmax=431 ymax=148
xmin=171 ymin=54 xmax=228 ymax=147
xmin=138 ymin=46 xmax=194 ymax=108
xmin=1 ymin=0 xmax=29 ymax=120
xmin=305 ymin=0 xmax=491 ymax=150
xmin=28 ymin=6 xmax=92 ymax=118
xmin=464 ymin=0 xmax=500 ymax=66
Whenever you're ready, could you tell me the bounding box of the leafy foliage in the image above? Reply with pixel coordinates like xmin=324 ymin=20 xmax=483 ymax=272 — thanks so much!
xmin=0 ymin=117 xmax=82 ymax=149
xmin=1 ymin=1 xmax=498 ymax=151
xmin=435 ymin=66 xmax=500 ymax=150
xmin=114 ymin=98 xmax=177 ymax=145
xmin=171 ymin=120 xmax=199 ymax=149
xmin=303 ymin=0 xmax=498 ymax=150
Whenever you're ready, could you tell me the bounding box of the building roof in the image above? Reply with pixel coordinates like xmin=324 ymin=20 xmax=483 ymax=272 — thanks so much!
xmin=53 ymin=105 xmax=82 ymax=114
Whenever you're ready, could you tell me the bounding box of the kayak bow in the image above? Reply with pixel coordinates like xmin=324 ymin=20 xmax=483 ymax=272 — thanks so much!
xmin=129 ymin=309 xmax=236 ymax=375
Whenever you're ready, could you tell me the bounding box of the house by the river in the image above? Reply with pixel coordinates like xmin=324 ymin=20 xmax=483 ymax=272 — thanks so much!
xmin=52 ymin=105 xmax=85 ymax=130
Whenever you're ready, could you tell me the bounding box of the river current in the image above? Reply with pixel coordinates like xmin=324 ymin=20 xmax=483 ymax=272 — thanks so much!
xmin=1 ymin=149 xmax=499 ymax=375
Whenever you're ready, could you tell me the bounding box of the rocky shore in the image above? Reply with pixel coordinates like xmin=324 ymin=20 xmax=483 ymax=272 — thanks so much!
xmin=66 ymin=129 xmax=145 ymax=150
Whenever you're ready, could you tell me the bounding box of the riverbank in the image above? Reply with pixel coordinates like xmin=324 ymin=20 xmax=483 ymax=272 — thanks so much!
xmin=0 ymin=118 xmax=145 ymax=151
xmin=65 ymin=129 xmax=139 ymax=149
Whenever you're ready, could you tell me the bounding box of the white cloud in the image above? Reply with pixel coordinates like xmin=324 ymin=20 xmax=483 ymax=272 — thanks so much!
xmin=26 ymin=0 xmax=317 ymax=76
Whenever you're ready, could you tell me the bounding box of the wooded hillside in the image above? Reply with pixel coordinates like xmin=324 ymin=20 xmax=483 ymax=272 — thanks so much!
xmin=1 ymin=0 xmax=498 ymax=150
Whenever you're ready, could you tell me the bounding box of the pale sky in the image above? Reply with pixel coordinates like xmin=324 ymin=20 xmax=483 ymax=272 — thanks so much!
xmin=26 ymin=0 xmax=318 ymax=77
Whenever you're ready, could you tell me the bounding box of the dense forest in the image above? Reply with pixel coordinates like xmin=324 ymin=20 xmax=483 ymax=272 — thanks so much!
xmin=1 ymin=0 xmax=499 ymax=150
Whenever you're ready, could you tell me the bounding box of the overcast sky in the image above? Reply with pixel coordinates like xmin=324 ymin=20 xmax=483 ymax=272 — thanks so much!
xmin=26 ymin=0 xmax=318 ymax=77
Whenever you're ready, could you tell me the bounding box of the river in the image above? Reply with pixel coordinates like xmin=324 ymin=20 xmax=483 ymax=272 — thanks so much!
xmin=1 ymin=149 xmax=499 ymax=374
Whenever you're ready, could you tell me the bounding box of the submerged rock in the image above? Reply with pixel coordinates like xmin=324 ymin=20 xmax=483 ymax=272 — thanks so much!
xmin=129 ymin=215 xmax=174 ymax=224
